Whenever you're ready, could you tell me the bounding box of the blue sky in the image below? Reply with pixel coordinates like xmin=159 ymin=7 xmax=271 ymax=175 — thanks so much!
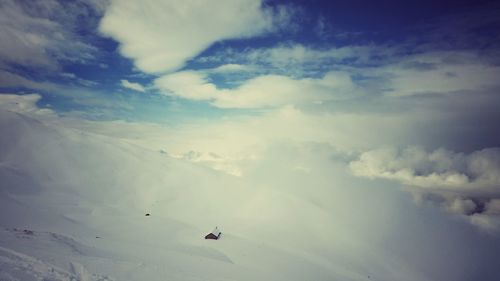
xmin=1 ymin=0 xmax=499 ymax=123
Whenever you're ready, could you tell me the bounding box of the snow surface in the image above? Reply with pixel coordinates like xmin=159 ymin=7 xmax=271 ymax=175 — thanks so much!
xmin=0 ymin=109 xmax=426 ymax=281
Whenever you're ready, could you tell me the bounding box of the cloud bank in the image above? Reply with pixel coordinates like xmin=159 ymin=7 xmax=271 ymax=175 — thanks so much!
xmin=350 ymin=147 xmax=500 ymax=231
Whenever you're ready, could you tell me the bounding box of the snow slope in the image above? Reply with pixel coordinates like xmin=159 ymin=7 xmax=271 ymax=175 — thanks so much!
xmin=0 ymin=109 xmax=426 ymax=281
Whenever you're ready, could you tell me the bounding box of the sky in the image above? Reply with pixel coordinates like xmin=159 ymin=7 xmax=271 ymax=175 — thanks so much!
xmin=1 ymin=0 xmax=500 ymax=279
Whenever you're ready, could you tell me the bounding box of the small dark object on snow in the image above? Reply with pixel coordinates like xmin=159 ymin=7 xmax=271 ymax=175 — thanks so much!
xmin=95 ymin=236 xmax=100 ymax=239
xmin=205 ymin=226 xmax=221 ymax=240
xmin=145 ymin=213 xmax=150 ymax=216
xmin=23 ymin=229 xmax=34 ymax=235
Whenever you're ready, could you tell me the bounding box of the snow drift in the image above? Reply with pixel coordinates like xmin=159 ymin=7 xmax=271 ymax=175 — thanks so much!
xmin=0 ymin=108 xmax=426 ymax=281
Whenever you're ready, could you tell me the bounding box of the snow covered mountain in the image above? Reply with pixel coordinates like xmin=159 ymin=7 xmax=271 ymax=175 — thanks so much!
xmin=0 ymin=108 xmax=425 ymax=281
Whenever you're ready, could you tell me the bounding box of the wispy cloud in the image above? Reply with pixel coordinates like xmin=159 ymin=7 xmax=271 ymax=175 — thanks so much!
xmin=121 ymin=79 xmax=145 ymax=92
xmin=0 ymin=0 xmax=100 ymax=70
xmin=196 ymin=44 xmax=397 ymax=77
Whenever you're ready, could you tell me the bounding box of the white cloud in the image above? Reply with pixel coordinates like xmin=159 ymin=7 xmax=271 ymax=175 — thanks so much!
xmin=120 ymin=79 xmax=146 ymax=92
xmin=99 ymin=0 xmax=289 ymax=73
xmin=350 ymin=146 xmax=500 ymax=231
xmin=0 ymin=93 xmax=55 ymax=117
xmin=155 ymin=71 xmax=218 ymax=101
xmin=60 ymin=72 xmax=77 ymax=79
xmin=155 ymin=70 xmax=358 ymax=108
xmin=211 ymin=63 xmax=253 ymax=73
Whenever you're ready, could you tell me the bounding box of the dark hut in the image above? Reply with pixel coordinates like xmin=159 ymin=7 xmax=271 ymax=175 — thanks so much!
xmin=205 ymin=226 xmax=221 ymax=240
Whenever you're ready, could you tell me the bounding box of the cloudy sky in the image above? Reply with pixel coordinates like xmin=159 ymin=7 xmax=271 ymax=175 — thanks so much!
xmin=1 ymin=0 xmax=500 ymax=279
